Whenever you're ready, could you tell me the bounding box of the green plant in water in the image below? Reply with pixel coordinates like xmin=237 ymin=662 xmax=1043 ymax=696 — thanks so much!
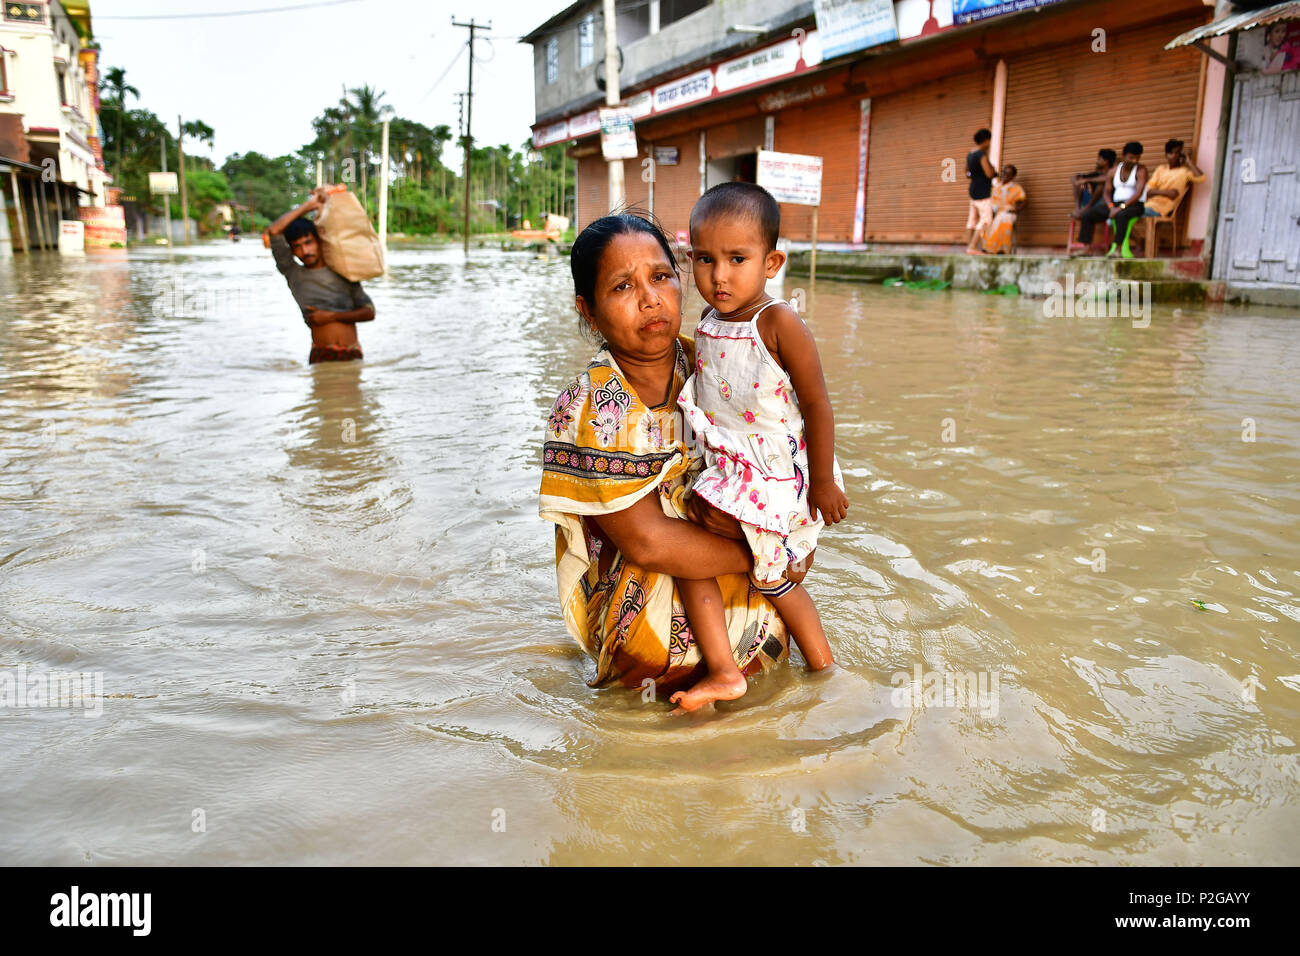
xmin=884 ymin=276 xmax=951 ymax=291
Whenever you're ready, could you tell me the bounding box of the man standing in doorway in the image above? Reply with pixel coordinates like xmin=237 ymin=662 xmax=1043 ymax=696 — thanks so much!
xmin=965 ymin=128 xmax=996 ymax=254
xmin=265 ymin=187 xmax=375 ymax=364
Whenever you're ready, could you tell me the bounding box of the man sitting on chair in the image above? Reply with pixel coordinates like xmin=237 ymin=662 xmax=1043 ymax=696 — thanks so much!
xmin=1142 ymin=139 xmax=1205 ymax=222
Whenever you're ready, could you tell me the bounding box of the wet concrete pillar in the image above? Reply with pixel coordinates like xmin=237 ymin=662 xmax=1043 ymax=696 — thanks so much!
xmin=10 ymin=170 xmax=29 ymax=254
xmin=0 ymin=172 xmax=11 ymax=258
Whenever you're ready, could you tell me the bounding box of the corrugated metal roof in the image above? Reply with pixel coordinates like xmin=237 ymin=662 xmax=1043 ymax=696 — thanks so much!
xmin=1166 ymin=1 xmax=1300 ymax=48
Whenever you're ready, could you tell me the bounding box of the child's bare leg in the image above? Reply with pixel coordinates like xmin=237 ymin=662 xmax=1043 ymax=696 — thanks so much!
xmin=670 ymin=577 xmax=747 ymax=713
xmin=764 ymin=582 xmax=834 ymax=670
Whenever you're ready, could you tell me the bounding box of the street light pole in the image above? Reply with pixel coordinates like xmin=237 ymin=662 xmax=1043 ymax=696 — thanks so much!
xmin=602 ymin=0 xmax=624 ymax=211
xmin=178 ymin=115 xmax=190 ymax=244
xmin=161 ymin=135 xmax=171 ymax=245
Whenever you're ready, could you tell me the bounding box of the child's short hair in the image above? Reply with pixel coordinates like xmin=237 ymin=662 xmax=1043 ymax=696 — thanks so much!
xmin=690 ymin=182 xmax=780 ymax=252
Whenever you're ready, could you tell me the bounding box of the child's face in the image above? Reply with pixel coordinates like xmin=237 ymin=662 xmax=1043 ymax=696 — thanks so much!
xmin=575 ymin=231 xmax=682 ymax=362
xmin=689 ymin=216 xmax=784 ymax=314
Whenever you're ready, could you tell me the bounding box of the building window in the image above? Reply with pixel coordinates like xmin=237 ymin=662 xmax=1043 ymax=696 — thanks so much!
xmin=545 ymin=37 xmax=558 ymax=84
xmin=3 ymin=3 xmax=45 ymax=24
xmin=57 ymin=68 xmax=68 ymax=106
xmin=577 ymin=14 xmax=594 ymax=68
xmin=619 ymin=4 xmax=651 ymax=46
xmin=660 ymin=0 xmax=710 ymax=30
xmin=0 ymin=54 xmax=8 ymax=95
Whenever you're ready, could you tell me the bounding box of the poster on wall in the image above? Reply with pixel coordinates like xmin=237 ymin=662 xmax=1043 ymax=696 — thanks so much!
xmin=953 ymin=0 xmax=1063 ymax=26
xmin=812 ymin=0 xmax=898 ymax=60
xmin=599 ymin=108 xmax=638 ymax=161
xmin=1263 ymin=21 xmax=1300 ymax=73
xmin=1236 ymin=20 xmax=1300 ymax=74
xmin=757 ymin=150 xmax=823 ymax=206
xmin=895 ymin=0 xmax=954 ymax=42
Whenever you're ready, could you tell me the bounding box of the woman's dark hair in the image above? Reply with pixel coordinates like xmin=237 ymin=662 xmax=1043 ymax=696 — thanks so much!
xmin=1099 ymin=148 xmax=1117 ymax=165
xmin=974 ymin=128 xmax=992 ymax=144
xmin=570 ymin=210 xmax=678 ymax=308
xmin=1164 ymin=138 xmax=1183 ymax=154
xmin=1003 ymin=164 xmax=1017 ymax=178
xmin=1123 ymin=141 xmax=1144 ymax=157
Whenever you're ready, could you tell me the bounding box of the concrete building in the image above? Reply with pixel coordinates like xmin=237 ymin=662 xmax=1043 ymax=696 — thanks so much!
xmin=524 ymin=0 xmax=1230 ymax=270
xmin=1 ymin=0 xmax=111 ymax=253
xmin=1171 ymin=2 xmax=1300 ymax=305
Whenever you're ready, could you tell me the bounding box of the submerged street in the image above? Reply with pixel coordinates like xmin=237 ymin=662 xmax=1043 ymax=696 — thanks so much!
xmin=1 ymin=242 xmax=1297 ymax=864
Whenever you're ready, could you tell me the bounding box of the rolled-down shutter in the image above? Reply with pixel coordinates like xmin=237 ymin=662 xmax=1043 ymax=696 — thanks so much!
xmin=1001 ymin=12 xmax=1207 ymax=246
xmin=864 ymin=66 xmax=997 ymax=243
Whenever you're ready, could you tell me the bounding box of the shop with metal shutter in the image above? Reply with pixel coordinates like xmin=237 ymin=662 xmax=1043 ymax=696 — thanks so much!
xmin=1000 ymin=12 xmax=1207 ymax=247
xmin=773 ymin=92 xmax=863 ymax=242
xmin=863 ymin=66 xmax=997 ymax=243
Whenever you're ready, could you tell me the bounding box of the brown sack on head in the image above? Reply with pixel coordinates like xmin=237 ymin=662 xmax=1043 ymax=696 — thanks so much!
xmin=315 ymin=187 xmax=385 ymax=281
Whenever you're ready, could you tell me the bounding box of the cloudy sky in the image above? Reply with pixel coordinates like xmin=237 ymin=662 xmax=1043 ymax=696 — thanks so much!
xmin=89 ymin=0 xmax=573 ymax=168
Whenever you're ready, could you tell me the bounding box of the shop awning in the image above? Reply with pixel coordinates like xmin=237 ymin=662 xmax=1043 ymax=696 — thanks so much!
xmin=1166 ymin=1 xmax=1300 ymax=49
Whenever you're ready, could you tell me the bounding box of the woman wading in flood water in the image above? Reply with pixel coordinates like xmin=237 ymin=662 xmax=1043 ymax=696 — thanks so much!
xmin=539 ymin=214 xmax=797 ymax=706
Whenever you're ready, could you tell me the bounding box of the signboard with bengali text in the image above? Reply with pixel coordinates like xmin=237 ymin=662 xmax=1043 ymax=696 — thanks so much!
xmin=599 ymin=108 xmax=638 ymax=161
xmin=531 ymin=28 xmax=825 ymax=147
xmin=653 ymin=69 xmax=714 ymax=113
xmin=567 ymin=109 xmax=601 ymax=139
xmin=757 ymin=150 xmax=823 ymax=206
xmin=532 ymin=119 xmax=569 ymax=149
xmin=653 ymin=146 xmax=679 ymax=166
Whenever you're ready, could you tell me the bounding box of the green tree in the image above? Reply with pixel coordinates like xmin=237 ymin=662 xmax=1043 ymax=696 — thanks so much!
xmin=184 ymin=168 xmax=233 ymax=234
xmin=222 ymin=151 xmax=313 ymax=233
xmin=180 ymin=119 xmax=215 ymax=173
xmin=99 ymin=66 xmax=139 ymax=181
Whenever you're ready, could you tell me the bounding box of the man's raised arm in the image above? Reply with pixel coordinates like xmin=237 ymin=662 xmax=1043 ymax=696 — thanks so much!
xmin=266 ymin=189 xmax=324 ymax=239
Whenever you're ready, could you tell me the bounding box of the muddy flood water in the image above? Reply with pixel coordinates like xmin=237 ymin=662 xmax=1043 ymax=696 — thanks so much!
xmin=1 ymin=241 xmax=1298 ymax=865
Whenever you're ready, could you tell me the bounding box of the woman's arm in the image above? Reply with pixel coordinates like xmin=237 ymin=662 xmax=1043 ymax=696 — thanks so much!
xmin=758 ymin=305 xmax=849 ymax=524
xmin=591 ymin=493 xmax=753 ymax=579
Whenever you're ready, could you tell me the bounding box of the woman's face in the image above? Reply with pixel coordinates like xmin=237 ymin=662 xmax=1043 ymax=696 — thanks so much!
xmin=576 ymin=231 xmax=682 ymax=363
xmin=1000 ymin=166 xmax=1015 ymax=182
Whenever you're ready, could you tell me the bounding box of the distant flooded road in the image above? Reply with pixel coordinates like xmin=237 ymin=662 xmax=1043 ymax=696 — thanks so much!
xmin=1 ymin=241 xmax=1297 ymax=864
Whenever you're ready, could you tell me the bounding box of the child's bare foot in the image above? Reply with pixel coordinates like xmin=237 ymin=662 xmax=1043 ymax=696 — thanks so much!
xmin=669 ymin=671 xmax=748 ymax=714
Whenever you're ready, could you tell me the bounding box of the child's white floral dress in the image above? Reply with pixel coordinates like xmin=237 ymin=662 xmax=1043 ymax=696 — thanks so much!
xmin=677 ymin=300 xmax=844 ymax=584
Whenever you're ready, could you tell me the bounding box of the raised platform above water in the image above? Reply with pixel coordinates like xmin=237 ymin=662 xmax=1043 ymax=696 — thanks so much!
xmin=783 ymin=246 xmax=1239 ymax=304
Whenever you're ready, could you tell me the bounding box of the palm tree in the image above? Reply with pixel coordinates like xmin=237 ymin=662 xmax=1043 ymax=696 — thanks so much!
xmin=180 ymin=119 xmax=215 ymax=172
xmin=100 ymin=66 xmax=139 ymax=180
xmin=342 ymin=84 xmax=393 ymax=216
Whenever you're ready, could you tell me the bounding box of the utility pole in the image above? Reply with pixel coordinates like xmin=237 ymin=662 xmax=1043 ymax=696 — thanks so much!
xmin=452 ymin=17 xmax=490 ymax=254
xmin=161 ymin=135 xmax=172 ymax=245
xmin=602 ymin=0 xmax=624 ymax=210
xmin=177 ymin=115 xmax=190 ymax=244
xmin=378 ymin=118 xmax=390 ymax=271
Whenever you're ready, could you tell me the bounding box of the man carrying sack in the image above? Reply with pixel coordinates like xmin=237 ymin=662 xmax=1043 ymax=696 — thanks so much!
xmin=265 ymin=185 xmax=377 ymax=364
